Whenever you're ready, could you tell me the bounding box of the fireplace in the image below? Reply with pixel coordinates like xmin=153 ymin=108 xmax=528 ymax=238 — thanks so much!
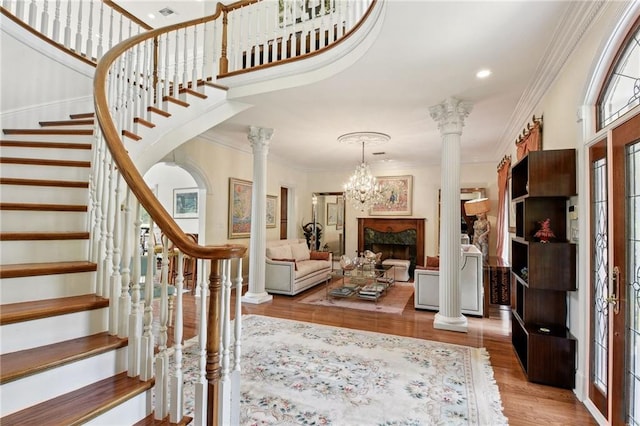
xmin=357 ymin=218 xmax=425 ymax=275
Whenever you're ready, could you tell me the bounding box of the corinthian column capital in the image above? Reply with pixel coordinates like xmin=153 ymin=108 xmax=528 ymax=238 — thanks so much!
xmin=248 ymin=126 xmax=274 ymax=152
xmin=429 ymin=97 xmax=473 ymax=136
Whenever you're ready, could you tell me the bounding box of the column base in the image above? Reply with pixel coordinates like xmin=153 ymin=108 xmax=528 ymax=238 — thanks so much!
xmin=433 ymin=312 xmax=468 ymax=333
xmin=241 ymin=292 xmax=273 ymax=305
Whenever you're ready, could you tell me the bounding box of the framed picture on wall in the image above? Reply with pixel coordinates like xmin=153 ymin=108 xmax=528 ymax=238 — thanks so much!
xmin=336 ymin=195 xmax=344 ymax=230
xmin=326 ymin=202 xmax=338 ymax=226
xmin=173 ymin=187 xmax=198 ymax=219
xmin=266 ymin=195 xmax=277 ymax=228
xmin=370 ymin=175 xmax=413 ymax=216
xmin=229 ymin=178 xmax=252 ymax=239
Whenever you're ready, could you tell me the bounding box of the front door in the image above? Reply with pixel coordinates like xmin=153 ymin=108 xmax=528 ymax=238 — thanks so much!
xmin=589 ymin=112 xmax=640 ymax=425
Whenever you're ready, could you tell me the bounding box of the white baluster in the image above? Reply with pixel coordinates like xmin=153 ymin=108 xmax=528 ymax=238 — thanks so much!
xmin=140 ymin=218 xmax=156 ymax=381
xmin=40 ymin=0 xmax=49 ymax=36
xmin=14 ymin=0 xmax=24 ymax=21
xmin=124 ymin=48 xmax=134 ymax=132
xmin=164 ymin=32 xmax=171 ymax=100
xmin=88 ymin=124 xmax=102 ymax=264
xmin=140 ymin=38 xmax=150 ymax=120
xmin=118 ymin=188 xmax=132 ymax=338
xmin=218 ymin=259 xmax=232 ymax=425
xmin=52 ymin=0 xmax=60 ymax=42
xmin=246 ymin=7 xmax=253 ymax=68
xmin=194 ymin=260 xmax=209 ymax=426
xmin=28 ymin=0 xmax=36 ymax=27
xmin=170 ymin=251 xmax=185 ymax=423
xmin=181 ymin=27 xmax=188 ymax=98
xmin=109 ymin=169 xmax=122 ymax=336
xmin=191 ymin=25 xmax=198 ymax=92
xmin=102 ymin=154 xmax=114 ymax=302
xmin=231 ymin=257 xmax=243 ymax=426
xmin=154 ymin=235 xmax=170 ymax=420
xmin=201 ymin=21 xmax=209 ymax=83
xmin=96 ymin=1 xmax=104 ymax=59
xmin=108 ymin=6 xmax=114 ymax=50
xmin=174 ymin=29 xmax=180 ymax=98
xmin=63 ymin=0 xmax=71 ymax=47
xmin=86 ymin=0 xmax=94 ymax=59
xmin=128 ymin=200 xmax=143 ymax=377
xmin=118 ymin=12 xmax=123 ymax=43
xmin=279 ymin=2 xmax=285 ymax=61
xmin=75 ymin=0 xmax=83 ymax=54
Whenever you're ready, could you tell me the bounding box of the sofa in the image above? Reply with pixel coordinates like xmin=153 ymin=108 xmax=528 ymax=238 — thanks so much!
xmin=413 ymin=244 xmax=483 ymax=316
xmin=265 ymin=239 xmax=333 ymax=295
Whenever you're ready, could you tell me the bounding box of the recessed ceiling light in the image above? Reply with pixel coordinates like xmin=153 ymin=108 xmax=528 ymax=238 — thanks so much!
xmin=147 ymin=13 xmax=155 ymax=19
xmin=476 ymin=69 xmax=492 ymax=79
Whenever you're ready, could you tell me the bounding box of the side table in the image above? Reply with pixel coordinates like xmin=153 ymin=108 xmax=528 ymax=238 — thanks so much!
xmin=483 ymin=256 xmax=511 ymax=317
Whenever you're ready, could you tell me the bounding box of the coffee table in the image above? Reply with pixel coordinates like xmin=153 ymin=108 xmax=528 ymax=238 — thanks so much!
xmin=327 ymin=264 xmax=395 ymax=303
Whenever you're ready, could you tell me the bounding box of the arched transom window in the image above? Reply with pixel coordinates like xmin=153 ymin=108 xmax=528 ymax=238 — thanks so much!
xmin=597 ymin=18 xmax=640 ymax=130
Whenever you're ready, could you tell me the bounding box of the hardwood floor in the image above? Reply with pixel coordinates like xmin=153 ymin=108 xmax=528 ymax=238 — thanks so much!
xmin=173 ymin=286 xmax=596 ymax=426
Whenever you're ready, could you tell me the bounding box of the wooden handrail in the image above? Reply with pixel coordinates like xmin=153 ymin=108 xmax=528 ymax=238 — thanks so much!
xmin=103 ymin=0 xmax=153 ymax=31
xmin=94 ymin=0 xmax=251 ymax=260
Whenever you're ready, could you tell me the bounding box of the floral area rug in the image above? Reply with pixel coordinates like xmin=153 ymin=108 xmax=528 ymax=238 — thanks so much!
xmin=297 ymin=280 xmax=414 ymax=314
xmin=177 ymin=315 xmax=508 ymax=425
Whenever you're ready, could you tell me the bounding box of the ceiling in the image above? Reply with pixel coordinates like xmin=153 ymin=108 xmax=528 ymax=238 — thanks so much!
xmin=119 ymin=1 xmax=588 ymax=173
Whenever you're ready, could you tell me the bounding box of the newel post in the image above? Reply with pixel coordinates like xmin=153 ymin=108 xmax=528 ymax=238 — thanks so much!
xmin=206 ymin=260 xmax=222 ymax=425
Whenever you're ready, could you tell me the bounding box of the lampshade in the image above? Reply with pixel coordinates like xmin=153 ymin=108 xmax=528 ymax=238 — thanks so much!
xmin=464 ymin=198 xmax=490 ymax=216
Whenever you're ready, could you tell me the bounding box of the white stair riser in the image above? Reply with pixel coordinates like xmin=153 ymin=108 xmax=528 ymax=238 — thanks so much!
xmin=0 ymin=346 xmax=128 ymax=417
xmin=1 ymin=239 xmax=89 ymax=264
xmin=0 ymin=210 xmax=89 ymax=232
xmin=0 ymin=308 xmax=108 ymax=354
xmin=0 ymin=134 xmax=93 ymax=143
xmin=0 ymin=163 xmax=90 ymax=181
xmin=0 ymin=146 xmax=92 ymax=161
xmin=0 ymin=272 xmax=96 ymax=304
xmin=0 ymin=185 xmax=89 ymax=205
xmin=85 ymin=388 xmax=152 ymax=426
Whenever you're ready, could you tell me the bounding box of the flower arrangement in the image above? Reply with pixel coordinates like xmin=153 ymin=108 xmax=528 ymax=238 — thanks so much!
xmin=534 ymin=218 xmax=556 ymax=243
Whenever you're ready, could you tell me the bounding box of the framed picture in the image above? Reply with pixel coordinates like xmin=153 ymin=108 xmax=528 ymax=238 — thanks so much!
xmin=266 ymin=195 xmax=277 ymax=228
xmin=173 ymin=187 xmax=198 ymax=219
xmin=336 ymin=195 xmax=344 ymax=230
xmin=326 ymin=202 xmax=338 ymax=226
xmin=229 ymin=178 xmax=253 ymax=239
xmin=370 ymin=175 xmax=413 ymax=216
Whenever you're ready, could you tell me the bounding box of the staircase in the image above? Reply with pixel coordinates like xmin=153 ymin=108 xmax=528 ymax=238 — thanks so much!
xmin=0 ymin=115 xmax=158 ymax=424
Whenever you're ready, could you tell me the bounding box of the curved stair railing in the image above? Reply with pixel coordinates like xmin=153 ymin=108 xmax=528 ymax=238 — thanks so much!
xmin=3 ymin=0 xmax=375 ymax=423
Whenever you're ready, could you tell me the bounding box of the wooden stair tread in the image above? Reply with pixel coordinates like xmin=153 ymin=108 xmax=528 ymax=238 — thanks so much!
xmin=0 ymin=294 xmax=109 ymax=325
xmin=2 ymin=129 xmax=93 ymax=135
xmin=0 ymin=177 xmax=89 ymax=188
xmin=179 ymin=87 xmax=207 ymax=99
xmin=69 ymin=112 xmax=95 ymax=119
xmin=133 ymin=117 xmax=156 ymax=128
xmin=0 ymin=260 xmax=97 ymax=279
xmin=134 ymin=414 xmax=193 ymax=425
xmin=39 ymin=119 xmax=94 ymax=127
xmin=0 ymin=332 xmax=127 ymax=384
xmin=0 ymin=157 xmax=91 ymax=167
xmin=0 ymin=202 xmax=87 ymax=212
xmin=200 ymin=79 xmax=229 ymax=91
xmin=147 ymin=106 xmax=171 ymax=117
xmin=0 ymin=372 xmax=153 ymax=426
xmin=0 ymin=140 xmax=92 ymax=149
xmin=162 ymin=96 xmax=190 ymax=108
xmin=0 ymin=232 xmax=90 ymax=241
xmin=122 ymin=129 xmax=142 ymax=141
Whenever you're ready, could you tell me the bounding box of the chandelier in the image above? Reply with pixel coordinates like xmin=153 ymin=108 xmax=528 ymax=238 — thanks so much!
xmin=338 ymin=132 xmax=390 ymax=212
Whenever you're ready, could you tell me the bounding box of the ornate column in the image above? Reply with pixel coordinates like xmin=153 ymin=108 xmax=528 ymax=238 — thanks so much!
xmin=429 ymin=97 xmax=473 ymax=332
xmin=241 ymin=126 xmax=274 ymax=305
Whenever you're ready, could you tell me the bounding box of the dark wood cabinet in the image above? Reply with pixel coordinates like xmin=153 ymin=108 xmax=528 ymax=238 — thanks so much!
xmin=510 ymin=149 xmax=577 ymax=389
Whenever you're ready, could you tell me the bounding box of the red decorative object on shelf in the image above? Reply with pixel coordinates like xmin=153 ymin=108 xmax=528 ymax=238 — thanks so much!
xmin=534 ymin=218 xmax=556 ymax=243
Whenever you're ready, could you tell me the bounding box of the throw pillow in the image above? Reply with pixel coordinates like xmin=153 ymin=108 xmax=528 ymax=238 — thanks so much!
xmin=310 ymin=251 xmax=330 ymax=261
xmin=272 ymin=258 xmax=297 ymax=270
xmin=266 ymin=244 xmax=293 ymax=260
xmin=291 ymin=242 xmax=311 ymax=261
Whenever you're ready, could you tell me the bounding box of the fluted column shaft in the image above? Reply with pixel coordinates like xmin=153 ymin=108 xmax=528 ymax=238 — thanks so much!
xmin=242 ymin=126 xmax=274 ymax=305
xmin=429 ymin=97 xmax=472 ymax=333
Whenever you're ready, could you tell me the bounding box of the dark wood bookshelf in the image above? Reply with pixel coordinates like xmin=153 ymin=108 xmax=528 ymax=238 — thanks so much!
xmin=510 ymin=148 xmax=577 ymax=389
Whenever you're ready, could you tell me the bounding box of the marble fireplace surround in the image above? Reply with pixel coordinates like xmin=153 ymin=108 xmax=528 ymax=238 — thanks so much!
xmin=357 ymin=218 xmax=426 ymax=274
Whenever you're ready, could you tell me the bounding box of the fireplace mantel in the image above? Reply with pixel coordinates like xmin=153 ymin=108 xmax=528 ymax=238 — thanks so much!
xmin=357 ymin=218 xmax=425 ymax=267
